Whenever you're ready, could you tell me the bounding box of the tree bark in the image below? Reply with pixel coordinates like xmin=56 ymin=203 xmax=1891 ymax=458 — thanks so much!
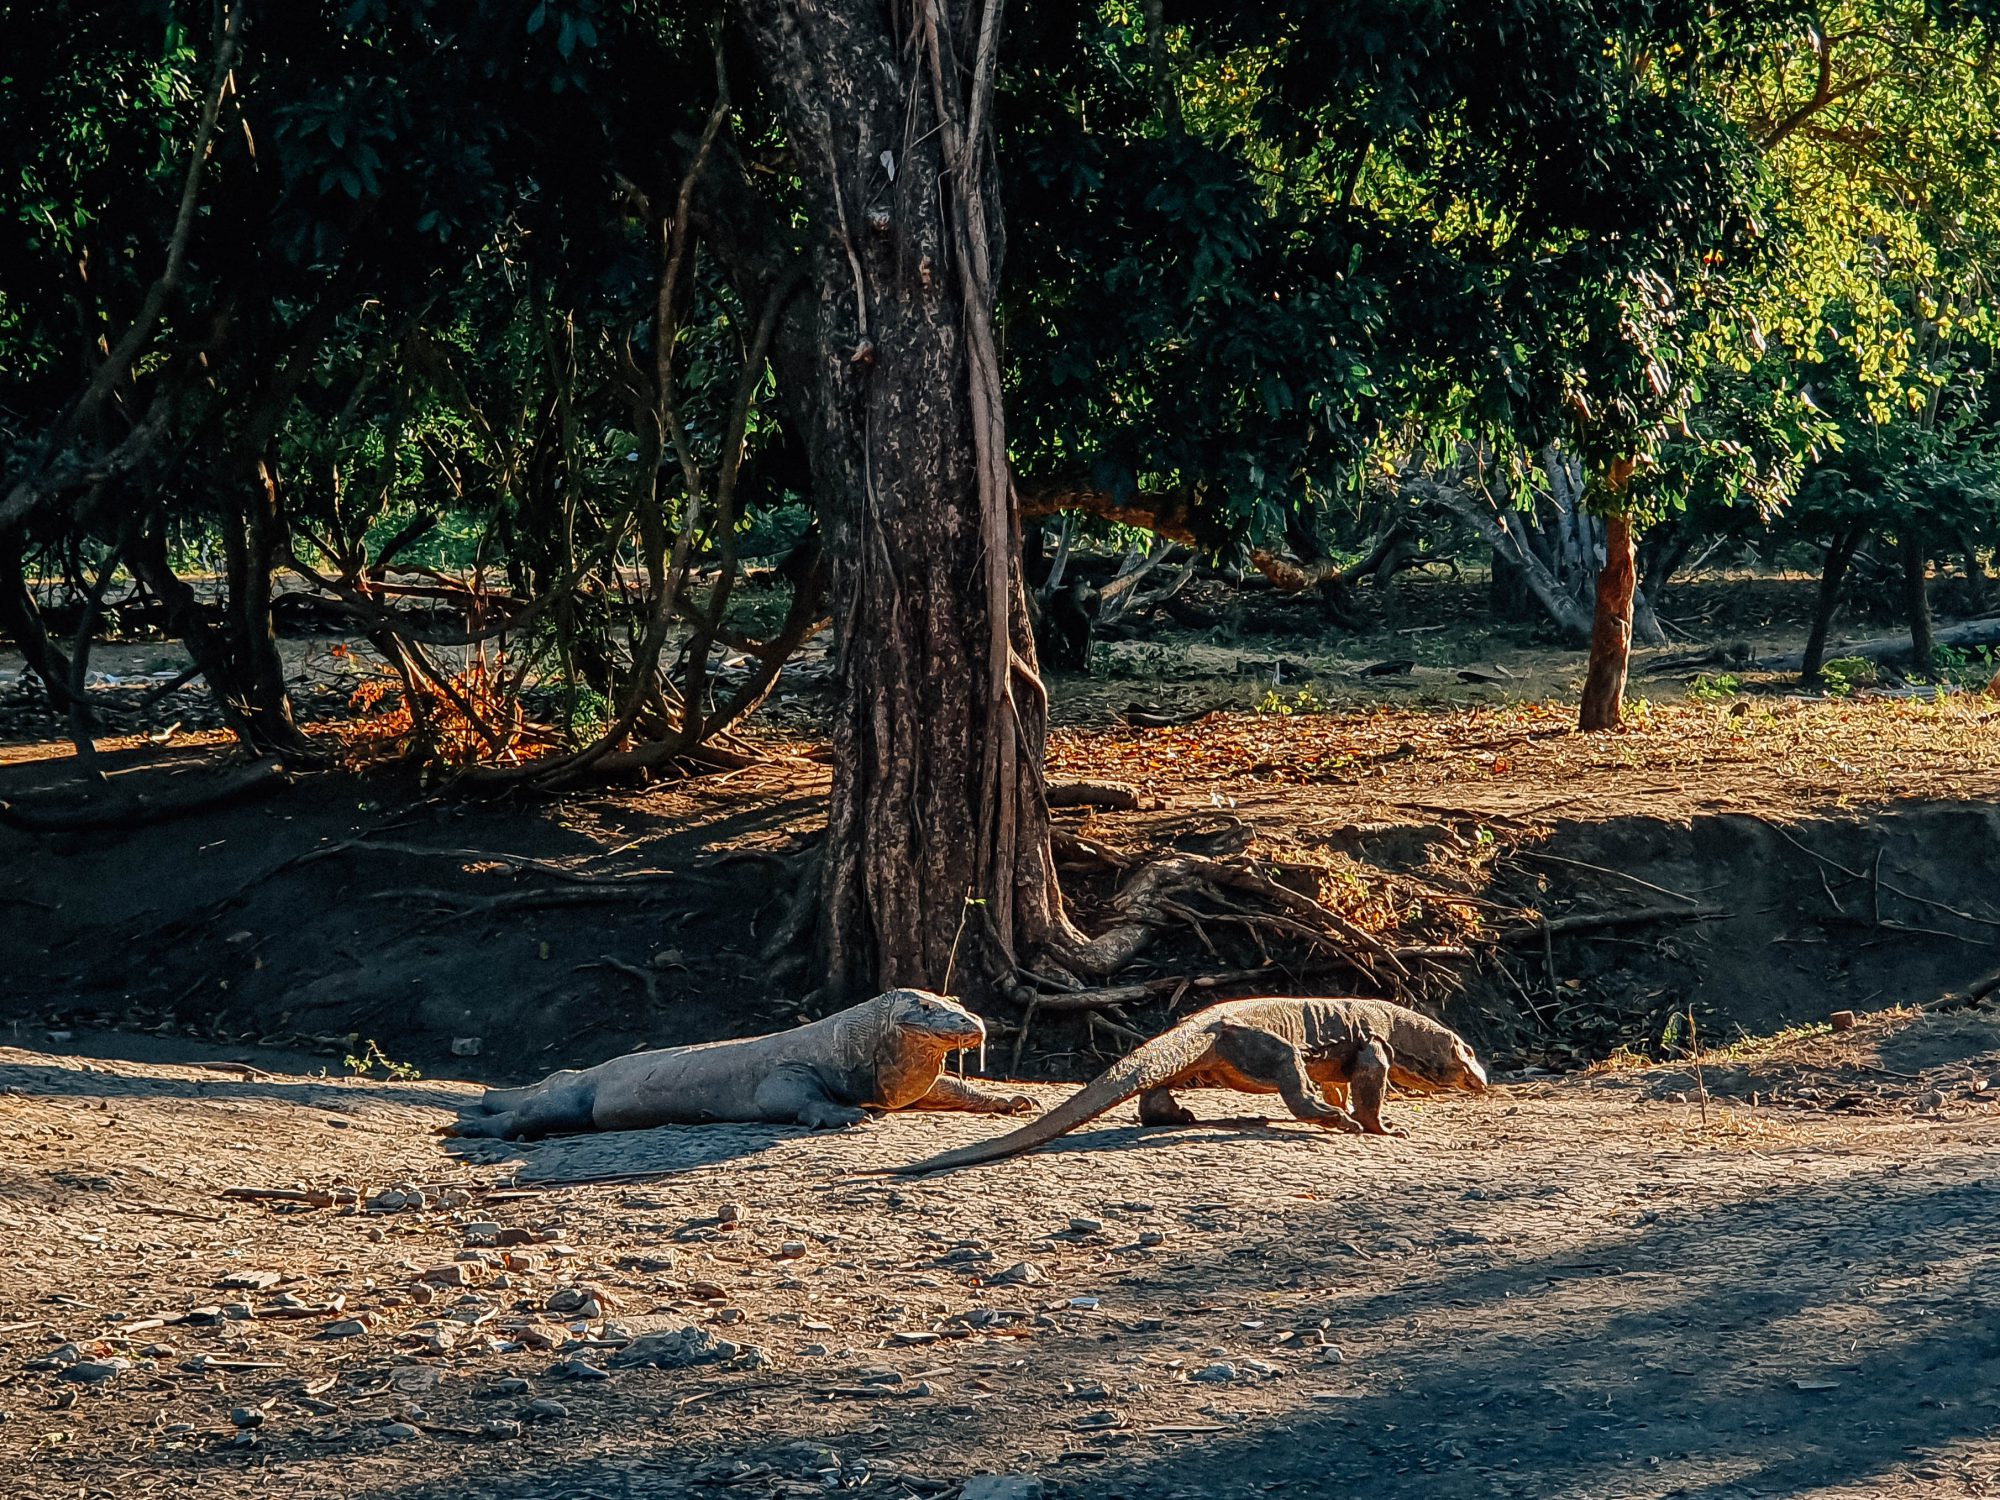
xmin=1802 ymin=523 xmax=1866 ymax=684
xmin=1903 ymin=531 xmax=1935 ymax=672
xmin=732 ymin=0 xmax=1075 ymax=1001
xmin=1578 ymin=502 xmax=1637 ymax=732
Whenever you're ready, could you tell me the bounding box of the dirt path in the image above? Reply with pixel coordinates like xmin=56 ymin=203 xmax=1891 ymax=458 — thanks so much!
xmin=6 ymin=1009 xmax=2000 ymax=1500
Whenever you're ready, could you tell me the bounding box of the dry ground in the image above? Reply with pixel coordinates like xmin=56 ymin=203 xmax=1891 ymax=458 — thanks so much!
xmin=5 ymin=1007 xmax=2000 ymax=1500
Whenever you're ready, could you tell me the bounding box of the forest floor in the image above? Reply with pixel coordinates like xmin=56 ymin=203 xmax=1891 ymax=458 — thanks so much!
xmin=6 ymin=568 xmax=2000 ymax=1496
xmin=4 ymin=1006 xmax=2000 ymax=1500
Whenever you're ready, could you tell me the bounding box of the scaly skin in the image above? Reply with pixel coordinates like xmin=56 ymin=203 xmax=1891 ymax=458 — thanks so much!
xmin=447 ymin=989 xmax=1032 ymax=1140
xmin=893 ymin=996 xmax=1487 ymax=1175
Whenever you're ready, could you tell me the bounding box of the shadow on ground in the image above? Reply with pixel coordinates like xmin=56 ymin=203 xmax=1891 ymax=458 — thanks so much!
xmin=334 ymin=1162 xmax=1999 ymax=1500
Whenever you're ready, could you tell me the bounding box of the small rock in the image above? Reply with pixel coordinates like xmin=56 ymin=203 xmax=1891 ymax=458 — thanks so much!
xmin=651 ymin=948 xmax=685 ymax=970
xmin=487 ymin=1378 xmax=532 ymax=1398
xmin=1314 ymin=1345 xmax=1346 ymax=1365
xmin=481 ymin=1418 xmax=522 ymax=1439
xmin=320 ymin=1319 xmax=370 ymax=1340
xmin=462 ymin=1222 xmax=502 ymax=1245
xmin=522 ymin=1397 xmax=569 ymax=1421
xmin=450 ymin=1037 xmax=483 ymax=1057
xmin=554 ymin=1358 xmax=610 ymax=1381
xmin=1915 ymin=1089 xmax=1947 ymax=1115
xmin=961 ymin=1478 xmax=1045 ymax=1500
xmin=380 ymin=1421 xmax=421 ymax=1442
xmin=1191 ymin=1362 xmax=1237 ymax=1383
xmin=230 ymin=1406 xmax=264 ymax=1429
xmin=1828 ymin=1009 xmax=1856 ymax=1032
xmin=1137 ymin=1230 xmax=1166 ymax=1248
xmin=217 ymin=1270 xmax=282 ymax=1292
xmin=46 ymin=1030 xmax=74 ymax=1044
xmin=987 ymin=1260 xmax=1045 ymax=1287
xmin=799 ymin=1343 xmax=829 ymax=1357
xmin=420 ymin=1263 xmax=484 ymax=1287
xmin=717 ymin=1202 xmax=745 ymax=1226
xmin=715 ymin=1307 xmax=746 ymax=1325
xmin=613 ymin=1326 xmax=726 ymax=1370
xmin=776 ymin=1242 xmax=807 ymax=1260
xmin=389 ymin=1366 xmax=442 ymax=1394
xmin=57 ymin=1359 xmax=129 ymax=1384
xmin=1068 ymin=1217 xmax=1104 ymax=1235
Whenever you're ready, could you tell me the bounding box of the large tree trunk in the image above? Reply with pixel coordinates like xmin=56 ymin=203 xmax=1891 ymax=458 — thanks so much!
xmin=1802 ymin=523 xmax=1866 ymax=685
xmin=0 ymin=527 xmax=81 ymax=713
xmin=734 ymin=0 xmax=1074 ymax=1002
xmin=1578 ymin=506 xmax=1637 ymax=732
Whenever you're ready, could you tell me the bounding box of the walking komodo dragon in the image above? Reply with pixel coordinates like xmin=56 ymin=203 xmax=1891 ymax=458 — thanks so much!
xmin=448 ymin=989 xmax=1032 ymax=1140
xmin=894 ymin=996 xmax=1488 ymax=1174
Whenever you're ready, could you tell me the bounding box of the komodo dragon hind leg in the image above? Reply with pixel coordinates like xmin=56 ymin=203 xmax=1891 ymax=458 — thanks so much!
xmin=1209 ymin=1022 xmax=1363 ymax=1134
xmin=1349 ymin=1039 xmax=1406 ymax=1136
xmin=1138 ymin=1088 xmax=1199 ymax=1127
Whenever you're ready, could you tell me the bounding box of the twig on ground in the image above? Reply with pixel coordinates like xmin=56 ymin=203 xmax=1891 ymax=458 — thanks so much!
xmin=1496 ymin=904 xmax=1726 ymax=944
xmin=1510 ymin=849 xmax=1701 ymax=906
xmin=578 ymin=955 xmax=663 ymax=1006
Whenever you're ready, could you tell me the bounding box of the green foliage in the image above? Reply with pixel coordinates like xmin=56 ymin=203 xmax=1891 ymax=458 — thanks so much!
xmin=344 ymin=1037 xmax=421 ymax=1081
xmin=1819 ymin=655 xmax=1881 ymax=694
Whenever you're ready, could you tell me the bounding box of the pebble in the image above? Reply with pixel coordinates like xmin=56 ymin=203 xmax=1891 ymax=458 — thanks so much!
xmin=554 ymin=1358 xmax=610 ymax=1381
xmin=1068 ymin=1217 xmax=1104 ymax=1235
xmin=380 ymin=1421 xmax=421 ymax=1442
xmin=1191 ymin=1362 xmax=1238 ymax=1383
xmin=716 ymin=1307 xmax=746 ymax=1325
xmin=523 ymin=1397 xmax=569 ymax=1421
xmin=1315 ymin=1345 xmax=1346 ymax=1365
xmin=488 ymin=1378 xmax=532 ymax=1397
xmin=988 ymin=1260 xmax=1045 ymax=1287
xmin=718 ymin=1202 xmax=745 ymax=1225
xmin=481 ymin=1418 xmax=522 ymax=1439
xmin=1137 ymin=1230 xmax=1167 ymax=1248
xmin=451 ymin=1037 xmax=483 ymax=1057
xmin=777 ymin=1241 xmax=807 ymax=1259
xmin=321 ymin=1319 xmax=370 ymax=1339
xmin=230 ymin=1406 xmax=264 ymax=1428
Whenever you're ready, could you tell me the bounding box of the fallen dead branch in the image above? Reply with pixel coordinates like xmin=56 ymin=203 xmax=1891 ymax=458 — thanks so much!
xmin=1922 ymin=966 xmax=2000 ymax=1012
xmin=0 ymin=761 xmax=286 ymax=834
xmin=1046 ymin=780 xmax=1160 ymax=811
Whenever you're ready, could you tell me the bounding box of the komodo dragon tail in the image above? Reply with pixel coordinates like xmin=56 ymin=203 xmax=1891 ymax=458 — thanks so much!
xmin=891 ymin=1025 xmax=1211 ymax=1175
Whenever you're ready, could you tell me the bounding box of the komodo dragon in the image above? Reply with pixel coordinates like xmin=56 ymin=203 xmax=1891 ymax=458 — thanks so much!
xmin=448 ymin=989 xmax=1032 ymax=1140
xmin=894 ymin=996 xmax=1487 ymax=1174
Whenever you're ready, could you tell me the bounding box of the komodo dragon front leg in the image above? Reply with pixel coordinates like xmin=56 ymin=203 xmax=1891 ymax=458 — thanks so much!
xmin=1344 ymin=1039 xmax=1405 ymax=1137
xmin=907 ymin=1076 xmax=1038 ymax=1114
xmin=751 ymin=1068 xmax=870 ymax=1130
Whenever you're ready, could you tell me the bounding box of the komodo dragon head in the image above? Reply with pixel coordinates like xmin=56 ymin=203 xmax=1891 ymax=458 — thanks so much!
xmin=879 ymin=988 xmax=989 ymax=1053
xmin=1387 ymin=1023 xmax=1488 ymax=1096
xmin=865 ymin=989 xmax=992 ymax=1105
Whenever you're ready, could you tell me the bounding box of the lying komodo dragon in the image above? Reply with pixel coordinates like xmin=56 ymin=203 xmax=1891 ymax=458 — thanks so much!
xmin=448 ymin=989 xmax=1033 ymax=1140
xmin=894 ymin=995 xmax=1487 ymax=1174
